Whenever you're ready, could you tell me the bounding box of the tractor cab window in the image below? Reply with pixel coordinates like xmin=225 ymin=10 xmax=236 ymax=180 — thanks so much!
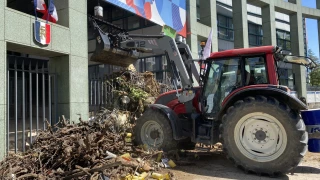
xmin=203 ymin=58 xmax=240 ymax=115
xmin=244 ymin=56 xmax=268 ymax=85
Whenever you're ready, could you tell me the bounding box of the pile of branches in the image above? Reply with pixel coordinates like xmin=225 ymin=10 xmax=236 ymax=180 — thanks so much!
xmin=0 ymin=116 xmax=170 ymax=180
xmin=105 ymin=70 xmax=173 ymax=113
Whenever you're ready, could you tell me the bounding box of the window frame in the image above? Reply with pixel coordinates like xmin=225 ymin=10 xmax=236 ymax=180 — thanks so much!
xmin=248 ymin=23 xmax=263 ymax=46
xmin=276 ymin=29 xmax=291 ymax=51
xmin=242 ymin=54 xmax=269 ymax=85
xmin=217 ymin=14 xmax=234 ymax=41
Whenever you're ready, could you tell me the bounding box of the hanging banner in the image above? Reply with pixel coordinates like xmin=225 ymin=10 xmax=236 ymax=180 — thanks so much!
xmin=162 ymin=25 xmax=177 ymax=38
xmin=105 ymin=0 xmax=187 ymax=37
xmin=34 ymin=20 xmax=51 ymax=45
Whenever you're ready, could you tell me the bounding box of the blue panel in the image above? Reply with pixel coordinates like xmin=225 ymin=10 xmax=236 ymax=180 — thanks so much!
xmin=155 ymin=0 xmax=163 ymax=15
xmin=179 ymin=0 xmax=186 ymax=10
xmin=105 ymin=0 xmax=136 ymax=13
xmin=172 ymin=3 xmax=183 ymax=32
xmin=104 ymin=0 xmax=186 ymax=36
xmin=159 ymin=0 xmax=173 ymax=27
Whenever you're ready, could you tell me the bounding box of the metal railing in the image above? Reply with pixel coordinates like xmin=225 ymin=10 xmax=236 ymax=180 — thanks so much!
xmin=7 ymin=56 xmax=57 ymax=153
xmin=88 ymin=75 xmax=174 ymax=117
xmin=89 ymin=75 xmax=114 ymax=117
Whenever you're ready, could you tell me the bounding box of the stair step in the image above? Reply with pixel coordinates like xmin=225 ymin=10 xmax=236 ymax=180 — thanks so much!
xmin=201 ymin=124 xmax=212 ymax=128
xmin=197 ymin=135 xmax=210 ymax=140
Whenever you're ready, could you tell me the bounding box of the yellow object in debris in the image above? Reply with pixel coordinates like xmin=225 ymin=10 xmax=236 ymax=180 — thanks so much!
xmin=168 ymin=159 xmax=176 ymax=168
xmin=139 ymin=172 xmax=148 ymax=179
xmin=126 ymin=133 xmax=132 ymax=137
xmin=123 ymin=173 xmax=148 ymax=180
xmin=125 ymin=137 xmax=132 ymax=143
xmin=156 ymin=152 xmax=163 ymax=162
xmin=121 ymin=153 xmax=131 ymax=161
xmin=151 ymin=172 xmax=170 ymax=180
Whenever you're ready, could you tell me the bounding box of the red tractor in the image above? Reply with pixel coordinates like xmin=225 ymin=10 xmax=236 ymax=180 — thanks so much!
xmin=133 ymin=46 xmax=319 ymax=176
xmin=89 ymin=16 xmax=319 ymax=176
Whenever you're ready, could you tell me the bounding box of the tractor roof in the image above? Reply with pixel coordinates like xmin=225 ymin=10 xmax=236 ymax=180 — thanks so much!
xmin=209 ymin=46 xmax=275 ymax=59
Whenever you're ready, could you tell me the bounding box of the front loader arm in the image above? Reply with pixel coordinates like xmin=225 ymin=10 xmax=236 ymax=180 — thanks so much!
xmin=120 ymin=35 xmax=195 ymax=103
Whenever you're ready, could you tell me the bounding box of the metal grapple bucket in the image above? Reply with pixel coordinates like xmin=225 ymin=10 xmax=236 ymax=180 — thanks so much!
xmin=301 ymin=109 xmax=320 ymax=152
xmin=90 ymin=29 xmax=140 ymax=67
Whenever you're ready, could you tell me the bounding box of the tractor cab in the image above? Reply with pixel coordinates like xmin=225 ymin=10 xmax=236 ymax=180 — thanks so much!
xmin=200 ymin=46 xmax=272 ymax=119
xmin=200 ymin=46 xmax=317 ymax=119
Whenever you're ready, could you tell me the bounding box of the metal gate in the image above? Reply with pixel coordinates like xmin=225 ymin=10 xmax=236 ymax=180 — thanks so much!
xmin=7 ymin=55 xmax=58 ymax=153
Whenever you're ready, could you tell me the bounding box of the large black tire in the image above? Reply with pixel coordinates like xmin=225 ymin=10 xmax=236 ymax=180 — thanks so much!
xmin=134 ymin=109 xmax=178 ymax=151
xmin=220 ymin=96 xmax=308 ymax=176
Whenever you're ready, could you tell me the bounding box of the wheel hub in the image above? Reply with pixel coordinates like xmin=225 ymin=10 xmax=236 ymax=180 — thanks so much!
xmin=140 ymin=120 xmax=164 ymax=149
xmin=234 ymin=113 xmax=288 ymax=162
xmin=150 ymin=129 xmax=160 ymax=139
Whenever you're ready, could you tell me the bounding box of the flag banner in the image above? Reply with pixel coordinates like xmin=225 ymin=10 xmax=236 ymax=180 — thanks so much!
xmin=34 ymin=20 xmax=51 ymax=45
xmin=202 ymin=28 xmax=213 ymax=60
xmin=34 ymin=0 xmax=58 ymax=23
xmin=162 ymin=25 xmax=176 ymax=39
xmin=35 ymin=0 xmax=47 ymax=14
xmin=43 ymin=0 xmax=58 ymax=23
xmin=105 ymin=0 xmax=186 ymax=37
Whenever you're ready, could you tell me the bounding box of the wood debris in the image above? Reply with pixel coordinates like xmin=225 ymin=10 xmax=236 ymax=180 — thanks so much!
xmin=0 ymin=115 xmax=173 ymax=180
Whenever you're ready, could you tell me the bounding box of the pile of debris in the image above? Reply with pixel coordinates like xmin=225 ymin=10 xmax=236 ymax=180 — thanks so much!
xmin=105 ymin=69 xmax=173 ymax=114
xmin=0 ymin=68 xmax=178 ymax=179
xmin=0 ymin=115 xmax=175 ymax=180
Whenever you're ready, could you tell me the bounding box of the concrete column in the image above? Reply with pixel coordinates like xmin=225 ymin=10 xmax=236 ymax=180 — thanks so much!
xmin=0 ymin=0 xmax=6 ymax=158
xmin=69 ymin=0 xmax=88 ymax=122
xmin=49 ymin=0 xmax=88 ymax=122
xmin=198 ymin=0 xmax=218 ymax=52
xmin=49 ymin=56 xmax=71 ymax=120
xmin=232 ymin=0 xmax=249 ymax=48
xmin=261 ymin=1 xmax=277 ymax=45
xmin=209 ymin=0 xmax=218 ymax=52
xmin=187 ymin=0 xmax=199 ymax=57
xmin=290 ymin=0 xmax=307 ymax=98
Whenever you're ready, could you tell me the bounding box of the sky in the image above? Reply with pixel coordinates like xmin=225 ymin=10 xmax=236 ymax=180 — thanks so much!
xmin=302 ymin=0 xmax=319 ymax=58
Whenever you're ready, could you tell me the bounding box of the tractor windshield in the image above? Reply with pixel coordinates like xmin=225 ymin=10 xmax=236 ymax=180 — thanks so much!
xmin=203 ymin=58 xmax=240 ymax=115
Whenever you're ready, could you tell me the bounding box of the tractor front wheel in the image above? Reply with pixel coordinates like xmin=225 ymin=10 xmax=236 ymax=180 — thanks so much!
xmin=220 ymin=96 xmax=308 ymax=176
xmin=134 ymin=109 xmax=178 ymax=151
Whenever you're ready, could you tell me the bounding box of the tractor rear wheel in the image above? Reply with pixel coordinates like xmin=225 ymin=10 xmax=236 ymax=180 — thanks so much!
xmin=134 ymin=109 xmax=178 ymax=151
xmin=220 ymin=96 xmax=308 ymax=176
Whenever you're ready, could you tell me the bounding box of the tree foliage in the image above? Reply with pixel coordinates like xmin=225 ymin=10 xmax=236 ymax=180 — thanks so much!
xmin=308 ymin=49 xmax=320 ymax=86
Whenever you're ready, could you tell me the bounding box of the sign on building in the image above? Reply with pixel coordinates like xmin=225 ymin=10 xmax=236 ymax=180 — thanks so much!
xmin=105 ymin=0 xmax=187 ymax=37
xmin=34 ymin=20 xmax=51 ymax=45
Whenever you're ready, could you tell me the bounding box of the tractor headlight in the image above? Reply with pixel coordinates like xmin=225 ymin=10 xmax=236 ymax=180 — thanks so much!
xmin=121 ymin=96 xmax=130 ymax=104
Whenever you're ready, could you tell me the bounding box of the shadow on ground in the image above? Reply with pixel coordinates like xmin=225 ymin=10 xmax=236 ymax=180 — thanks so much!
xmin=293 ymin=166 xmax=320 ymax=174
xmin=168 ymin=152 xmax=320 ymax=180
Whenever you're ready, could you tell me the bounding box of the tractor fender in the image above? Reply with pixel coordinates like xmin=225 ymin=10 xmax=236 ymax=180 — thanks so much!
xmin=219 ymin=87 xmax=307 ymax=120
xmin=147 ymin=104 xmax=185 ymax=140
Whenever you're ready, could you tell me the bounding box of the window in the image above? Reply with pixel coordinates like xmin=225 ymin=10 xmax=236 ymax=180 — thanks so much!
xmin=276 ymin=29 xmax=291 ymax=50
xmin=134 ymin=56 xmax=169 ymax=81
xmin=203 ymin=58 xmax=240 ymax=114
xmin=217 ymin=14 xmax=234 ymax=41
xmin=112 ymin=19 xmax=124 ymax=29
xmin=248 ymin=23 xmax=263 ymax=46
xmin=128 ymin=16 xmax=141 ymax=30
xmin=112 ymin=7 xmax=125 ymax=20
xmin=278 ymin=68 xmax=294 ymax=89
xmin=244 ymin=56 xmax=268 ymax=85
xmin=196 ymin=0 xmax=200 ymax=21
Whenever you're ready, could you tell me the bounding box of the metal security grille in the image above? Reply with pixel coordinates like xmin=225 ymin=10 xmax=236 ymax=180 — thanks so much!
xmin=7 ymin=55 xmax=57 ymax=153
